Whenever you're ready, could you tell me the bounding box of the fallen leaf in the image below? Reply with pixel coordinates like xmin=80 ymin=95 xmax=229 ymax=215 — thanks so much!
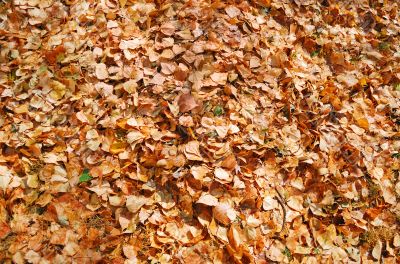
xmin=184 ymin=141 xmax=203 ymax=161
xmin=160 ymin=22 xmax=176 ymax=36
xmin=127 ymin=131 xmax=145 ymax=143
xmin=214 ymin=167 xmax=230 ymax=181
xmin=221 ymin=154 xmax=237 ymax=170
xmin=197 ymin=193 xmax=218 ymax=206
xmin=225 ymin=6 xmax=241 ymax=18
xmin=126 ymin=195 xmax=149 ymax=213
xmin=95 ymin=63 xmax=109 ymax=80
xmin=210 ymin=72 xmax=228 ymax=85
xmin=178 ymin=93 xmax=198 ymax=113
xmin=316 ymin=224 xmax=336 ymax=250
xmin=0 ymin=222 xmax=11 ymax=239
xmin=372 ymin=240 xmax=382 ymax=260
xmin=79 ymin=169 xmax=92 ymax=183
xmin=213 ymin=203 xmax=237 ymax=225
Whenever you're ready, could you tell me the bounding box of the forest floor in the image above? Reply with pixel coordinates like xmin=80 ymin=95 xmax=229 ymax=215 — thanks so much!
xmin=0 ymin=0 xmax=400 ymax=263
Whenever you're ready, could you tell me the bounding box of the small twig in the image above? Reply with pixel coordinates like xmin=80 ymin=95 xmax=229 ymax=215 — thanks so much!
xmin=274 ymin=187 xmax=286 ymax=236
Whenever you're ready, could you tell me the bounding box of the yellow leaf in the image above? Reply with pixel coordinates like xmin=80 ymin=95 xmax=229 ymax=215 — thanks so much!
xmin=110 ymin=141 xmax=127 ymax=154
xmin=15 ymin=104 xmax=29 ymax=114
xmin=49 ymin=80 xmax=66 ymax=100
xmin=359 ymin=77 xmax=368 ymax=87
xmin=316 ymin=224 xmax=336 ymax=250
xmin=119 ymin=0 xmax=127 ymax=7
xmin=116 ymin=119 xmax=127 ymax=129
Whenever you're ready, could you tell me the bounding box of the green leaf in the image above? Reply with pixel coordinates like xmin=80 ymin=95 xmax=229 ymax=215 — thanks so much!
xmin=378 ymin=41 xmax=390 ymax=51
xmin=310 ymin=49 xmax=321 ymax=57
xmin=79 ymin=169 xmax=92 ymax=183
xmin=394 ymin=83 xmax=400 ymax=91
xmin=38 ymin=65 xmax=48 ymax=74
xmin=213 ymin=105 xmax=224 ymax=116
xmin=56 ymin=53 xmax=65 ymax=63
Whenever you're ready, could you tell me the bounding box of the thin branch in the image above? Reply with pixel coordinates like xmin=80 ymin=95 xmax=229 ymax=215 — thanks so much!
xmin=274 ymin=187 xmax=286 ymax=237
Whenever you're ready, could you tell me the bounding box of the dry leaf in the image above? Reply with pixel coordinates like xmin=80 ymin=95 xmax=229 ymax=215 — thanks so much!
xmin=178 ymin=93 xmax=198 ymax=113
xmin=126 ymin=195 xmax=149 ymax=213
xmin=221 ymin=154 xmax=237 ymax=170
xmin=2 ymin=0 xmax=399 ymax=262
xmin=225 ymin=6 xmax=241 ymax=18
xmin=127 ymin=131 xmax=145 ymax=143
xmin=160 ymin=22 xmax=176 ymax=36
xmin=210 ymin=72 xmax=228 ymax=85
xmin=214 ymin=167 xmax=231 ymax=181
xmin=316 ymin=224 xmax=336 ymax=250
xmin=184 ymin=141 xmax=203 ymax=161
xmin=372 ymin=240 xmax=382 ymax=260
xmin=95 ymin=63 xmax=109 ymax=80
xmin=213 ymin=203 xmax=237 ymax=225
xmin=190 ymin=165 xmax=210 ymax=180
xmin=197 ymin=194 xmax=218 ymax=206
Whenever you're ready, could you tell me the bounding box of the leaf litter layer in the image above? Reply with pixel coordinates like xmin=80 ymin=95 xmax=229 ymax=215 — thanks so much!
xmin=0 ymin=0 xmax=400 ymax=263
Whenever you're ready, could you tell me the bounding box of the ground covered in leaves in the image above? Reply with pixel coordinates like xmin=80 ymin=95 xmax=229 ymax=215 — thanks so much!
xmin=0 ymin=0 xmax=400 ymax=263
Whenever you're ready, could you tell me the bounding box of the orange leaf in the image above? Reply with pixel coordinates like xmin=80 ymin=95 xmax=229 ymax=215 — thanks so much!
xmin=356 ymin=118 xmax=369 ymax=130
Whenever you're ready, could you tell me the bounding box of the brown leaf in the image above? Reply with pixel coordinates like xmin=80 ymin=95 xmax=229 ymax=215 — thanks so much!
xmin=160 ymin=22 xmax=176 ymax=36
xmin=0 ymin=222 xmax=11 ymax=239
xmin=210 ymin=72 xmax=228 ymax=85
xmin=44 ymin=45 xmax=65 ymax=65
xmin=178 ymin=93 xmax=199 ymax=113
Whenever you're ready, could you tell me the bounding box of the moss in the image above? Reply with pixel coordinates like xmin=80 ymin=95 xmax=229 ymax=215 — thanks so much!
xmin=282 ymin=246 xmax=293 ymax=261
xmin=359 ymin=227 xmax=396 ymax=248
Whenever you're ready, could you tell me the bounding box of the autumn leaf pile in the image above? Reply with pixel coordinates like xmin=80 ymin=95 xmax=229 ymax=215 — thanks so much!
xmin=1 ymin=0 xmax=400 ymax=263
